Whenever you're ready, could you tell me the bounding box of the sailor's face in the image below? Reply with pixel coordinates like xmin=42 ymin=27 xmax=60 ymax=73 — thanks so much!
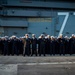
xmin=41 ymin=36 xmax=44 ymax=38
xmin=59 ymin=35 xmax=62 ymax=38
xmin=26 ymin=35 xmax=29 ymax=38
xmin=32 ymin=36 xmax=35 ymax=38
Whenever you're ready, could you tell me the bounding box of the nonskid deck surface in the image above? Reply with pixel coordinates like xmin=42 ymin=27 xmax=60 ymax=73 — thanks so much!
xmin=0 ymin=56 xmax=75 ymax=75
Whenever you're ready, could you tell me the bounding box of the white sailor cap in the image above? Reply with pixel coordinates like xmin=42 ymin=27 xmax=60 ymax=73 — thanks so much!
xmin=41 ymin=34 xmax=44 ymax=37
xmin=59 ymin=34 xmax=63 ymax=36
xmin=72 ymin=34 xmax=75 ymax=36
xmin=32 ymin=34 xmax=35 ymax=36
xmin=25 ymin=34 xmax=29 ymax=36
xmin=5 ymin=36 xmax=9 ymax=38
xmin=11 ymin=35 xmax=16 ymax=38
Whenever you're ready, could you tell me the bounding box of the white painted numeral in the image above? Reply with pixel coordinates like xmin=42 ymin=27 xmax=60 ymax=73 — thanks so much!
xmin=58 ymin=12 xmax=69 ymax=36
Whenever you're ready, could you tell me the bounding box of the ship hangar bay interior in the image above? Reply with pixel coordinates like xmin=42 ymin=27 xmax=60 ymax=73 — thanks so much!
xmin=0 ymin=0 xmax=75 ymax=37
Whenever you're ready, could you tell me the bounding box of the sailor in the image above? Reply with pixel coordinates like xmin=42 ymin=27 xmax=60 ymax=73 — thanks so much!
xmin=64 ymin=36 xmax=69 ymax=54
xmin=58 ymin=34 xmax=65 ymax=55
xmin=2 ymin=36 xmax=9 ymax=55
xmin=45 ymin=35 xmax=51 ymax=54
xmin=18 ymin=37 xmax=24 ymax=55
xmin=11 ymin=35 xmax=19 ymax=55
xmin=50 ymin=36 xmax=56 ymax=55
xmin=0 ymin=37 xmax=2 ymax=54
xmin=37 ymin=35 xmax=41 ymax=56
xmin=23 ymin=34 xmax=31 ymax=56
xmin=69 ymin=34 xmax=75 ymax=55
xmin=31 ymin=34 xmax=37 ymax=56
xmin=39 ymin=34 xmax=46 ymax=56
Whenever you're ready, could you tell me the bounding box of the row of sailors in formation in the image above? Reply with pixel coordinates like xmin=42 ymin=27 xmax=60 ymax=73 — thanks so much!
xmin=0 ymin=34 xmax=75 ymax=56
